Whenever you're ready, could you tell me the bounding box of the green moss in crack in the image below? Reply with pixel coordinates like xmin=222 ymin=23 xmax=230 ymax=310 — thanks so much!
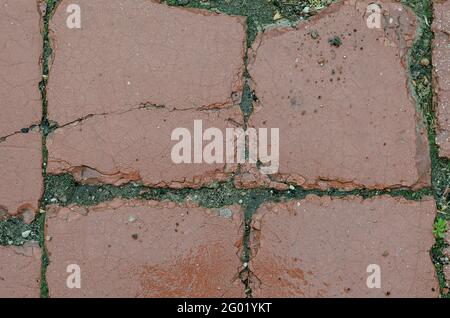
xmin=403 ymin=0 xmax=450 ymax=296
xmin=38 ymin=0 xmax=63 ymax=299
xmin=34 ymin=213 xmax=49 ymax=298
xmin=431 ymin=237 xmax=449 ymax=298
xmin=165 ymin=0 xmax=334 ymax=46
xmin=0 ymin=217 xmax=39 ymax=246
xmin=44 ymin=173 xmax=434 ymax=208
xmin=240 ymin=81 xmax=256 ymax=124
xmin=434 ymin=218 xmax=449 ymax=239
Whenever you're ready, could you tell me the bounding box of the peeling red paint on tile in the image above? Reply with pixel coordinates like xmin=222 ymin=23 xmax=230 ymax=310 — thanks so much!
xmin=246 ymin=0 xmax=430 ymax=190
xmin=250 ymin=196 xmax=438 ymax=297
xmin=46 ymin=107 xmax=242 ymax=187
xmin=45 ymin=200 xmax=244 ymax=297
xmin=46 ymin=0 xmax=247 ymax=187
xmin=47 ymin=0 xmax=246 ymax=125
xmin=0 ymin=243 xmax=41 ymax=298
xmin=0 ymin=132 xmax=43 ymax=217
xmin=0 ymin=0 xmax=42 ymax=137
xmin=433 ymin=0 xmax=450 ymax=158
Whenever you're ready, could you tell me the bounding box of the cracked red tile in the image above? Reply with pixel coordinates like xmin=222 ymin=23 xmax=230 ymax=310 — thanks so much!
xmin=46 ymin=0 xmax=246 ymax=187
xmin=47 ymin=107 xmax=242 ymax=187
xmin=433 ymin=0 xmax=450 ymax=158
xmin=45 ymin=200 xmax=245 ymax=297
xmin=0 ymin=0 xmax=42 ymax=137
xmin=47 ymin=0 xmax=246 ymax=126
xmin=249 ymin=195 xmax=438 ymax=297
xmin=0 ymin=132 xmax=43 ymax=217
xmin=245 ymin=0 xmax=430 ymax=190
xmin=0 ymin=243 xmax=41 ymax=298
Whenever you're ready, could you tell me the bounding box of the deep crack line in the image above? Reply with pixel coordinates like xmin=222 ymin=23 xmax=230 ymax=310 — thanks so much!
xmin=37 ymin=0 xmax=62 ymax=299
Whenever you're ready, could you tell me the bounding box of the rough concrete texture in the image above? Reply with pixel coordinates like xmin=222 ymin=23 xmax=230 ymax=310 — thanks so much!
xmin=246 ymin=0 xmax=430 ymax=190
xmin=433 ymin=0 xmax=450 ymax=158
xmin=0 ymin=132 xmax=42 ymax=217
xmin=46 ymin=0 xmax=246 ymax=187
xmin=0 ymin=0 xmax=42 ymax=137
xmin=47 ymin=0 xmax=246 ymax=125
xmin=47 ymin=107 xmax=242 ymax=187
xmin=0 ymin=243 xmax=41 ymax=298
xmin=250 ymin=195 xmax=438 ymax=297
xmin=45 ymin=200 xmax=244 ymax=297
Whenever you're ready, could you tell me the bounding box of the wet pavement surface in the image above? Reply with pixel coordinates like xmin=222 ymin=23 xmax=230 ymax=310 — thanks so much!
xmin=0 ymin=0 xmax=449 ymax=298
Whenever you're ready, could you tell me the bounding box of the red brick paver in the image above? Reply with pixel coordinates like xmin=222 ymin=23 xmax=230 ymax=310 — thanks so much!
xmin=250 ymin=196 xmax=438 ymax=297
xmin=0 ymin=132 xmax=42 ymax=217
xmin=0 ymin=243 xmax=41 ymax=298
xmin=46 ymin=0 xmax=246 ymax=187
xmin=0 ymin=0 xmax=444 ymax=300
xmin=47 ymin=107 xmax=241 ymax=187
xmin=48 ymin=0 xmax=245 ymax=124
xmin=45 ymin=200 xmax=244 ymax=297
xmin=433 ymin=0 xmax=450 ymax=158
xmin=246 ymin=0 xmax=430 ymax=190
xmin=0 ymin=0 xmax=42 ymax=137
xmin=0 ymin=0 xmax=43 ymax=217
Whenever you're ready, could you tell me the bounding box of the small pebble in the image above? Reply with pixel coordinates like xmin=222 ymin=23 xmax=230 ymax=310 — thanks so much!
xmin=273 ymin=11 xmax=282 ymax=21
xmin=310 ymin=29 xmax=319 ymax=39
xmin=420 ymin=58 xmax=430 ymax=66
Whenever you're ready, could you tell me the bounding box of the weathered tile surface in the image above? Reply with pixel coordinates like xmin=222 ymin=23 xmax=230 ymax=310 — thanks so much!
xmin=46 ymin=200 xmax=244 ymax=297
xmin=250 ymin=196 xmax=438 ymax=297
xmin=0 ymin=0 xmax=42 ymax=137
xmin=0 ymin=243 xmax=41 ymax=298
xmin=47 ymin=0 xmax=246 ymax=125
xmin=433 ymin=0 xmax=450 ymax=158
xmin=246 ymin=0 xmax=430 ymax=190
xmin=46 ymin=0 xmax=246 ymax=187
xmin=1 ymin=0 xmax=443 ymax=300
xmin=47 ymin=107 xmax=241 ymax=187
xmin=0 ymin=1 xmax=43 ymax=217
xmin=0 ymin=132 xmax=42 ymax=217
